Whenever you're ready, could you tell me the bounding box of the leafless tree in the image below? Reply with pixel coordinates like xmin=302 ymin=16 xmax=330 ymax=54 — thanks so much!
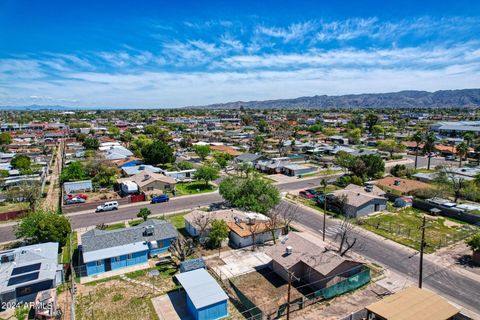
xmin=169 ymin=235 xmax=195 ymax=264
xmin=274 ymin=123 xmax=292 ymax=156
xmin=273 ymin=202 xmax=299 ymax=234
xmin=334 ymin=217 xmax=358 ymax=257
xmin=191 ymin=211 xmax=213 ymax=244
xmin=246 ymin=220 xmax=262 ymax=251
xmin=436 ymin=165 xmax=467 ymax=203
xmin=266 ymin=209 xmax=282 ymax=244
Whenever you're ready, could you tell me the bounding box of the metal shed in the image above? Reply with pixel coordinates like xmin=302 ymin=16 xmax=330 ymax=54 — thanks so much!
xmin=175 ymin=268 xmax=228 ymax=320
xmin=63 ymin=180 xmax=93 ymax=194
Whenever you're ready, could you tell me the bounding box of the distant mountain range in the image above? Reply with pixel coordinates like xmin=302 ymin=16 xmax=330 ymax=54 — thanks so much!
xmin=1 ymin=89 xmax=480 ymax=110
xmin=199 ymin=89 xmax=480 ymax=109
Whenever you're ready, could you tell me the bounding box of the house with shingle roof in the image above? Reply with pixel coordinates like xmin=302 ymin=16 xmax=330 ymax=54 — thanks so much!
xmin=332 ymin=184 xmax=387 ymax=218
xmin=80 ymin=220 xmax=177 ymax=276
xmin=265 ymin=233 xmax=367 ymax=291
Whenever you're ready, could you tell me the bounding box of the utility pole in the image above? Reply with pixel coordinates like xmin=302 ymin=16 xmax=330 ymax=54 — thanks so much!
xmin=286 ymin=271 xmax=293 ymax=320
xmin=419 ymin=216 xmax=426 ymax=288
xmin=321 ymin=179 xmax=327 ymax=242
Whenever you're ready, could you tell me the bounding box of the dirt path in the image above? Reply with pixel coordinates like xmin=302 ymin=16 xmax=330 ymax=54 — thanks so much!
xmin=42 ymin=141 xmax=64 ymax=212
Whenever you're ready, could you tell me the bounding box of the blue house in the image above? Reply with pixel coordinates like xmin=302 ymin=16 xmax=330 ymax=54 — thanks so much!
xmin=175 ymin=268 xmax=228 ymax=320
xmin=80 ymin=220 xmax=177 ymax=277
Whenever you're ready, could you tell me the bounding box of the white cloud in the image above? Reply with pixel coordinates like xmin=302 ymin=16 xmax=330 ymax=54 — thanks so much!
xmin=256 ymin=21 xmax=316 ymax=43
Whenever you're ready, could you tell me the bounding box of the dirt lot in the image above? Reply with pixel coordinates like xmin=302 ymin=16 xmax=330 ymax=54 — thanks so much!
xmin=74 ymin=265 xmax=179 ymax=320
xmin=291 ymin=283 xmax=390 ymax=320
xmin=231 ymin=269 xmax=303 ymax=317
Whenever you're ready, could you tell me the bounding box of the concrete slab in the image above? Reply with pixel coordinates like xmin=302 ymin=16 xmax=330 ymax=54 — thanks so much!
xmin=80 ymin=262 xmax=150 ymax=284
xmin=151 ymin=291 xmax=192 ymax=320
xmin=210 ymin=248 xmax=271 ymax=280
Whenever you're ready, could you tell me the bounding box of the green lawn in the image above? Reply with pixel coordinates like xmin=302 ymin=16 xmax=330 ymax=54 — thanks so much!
xmin=59 ymin=231 xmax=78 ymax=264
xmin=175 ymin=181 xmax=216 ymax=196
xmin=0 ymin=202 xmax=29 ymax=214
xmin=359 ymin=207 xmax=478 ymax=253
xmin=104 ymin=222 xmax=126 ymax=231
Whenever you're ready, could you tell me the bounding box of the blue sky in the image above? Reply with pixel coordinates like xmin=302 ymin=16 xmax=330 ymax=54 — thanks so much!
xmin=1 ymin=0 xmax=480 ymax=108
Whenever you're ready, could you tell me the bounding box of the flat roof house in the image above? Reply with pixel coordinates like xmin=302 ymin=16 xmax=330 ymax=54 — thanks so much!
xmin=175 ymin=268 xmax=228 ymax=320
xmin=366 ymin=287 xmax=461 ymax=320
xmin=80 ymin=220 xmax=177 ymax=277
xmin=0 ymin=242 xmax=63 ymax=307
xmin=282 ymin=164 xmax=317 ymax=177
xmin=374 ymin=177 xmax=431 ymax=195
xmin=332 ymin=184 xmax=387 ymax=218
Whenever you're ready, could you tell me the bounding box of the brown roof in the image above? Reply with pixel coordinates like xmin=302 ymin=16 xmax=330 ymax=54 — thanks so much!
xmin=265 ymin=232 xmax=360 ymax=276
xmin=366 ymin=287 xmax=459 ymax=320
xmin=401 ymin=141 xmax=424 ymax=149
xmin=226 ymin=221 xmax=270 ymax=238
xmin=184 ymin=209 xmax=249 ymax=229
xmin=117 ymin=171 xmax=176 ymax=187
xmin=374 ymin=177 xmax=430 ymax=194
xmin=210 ymin=145 xmax=242 ymax=156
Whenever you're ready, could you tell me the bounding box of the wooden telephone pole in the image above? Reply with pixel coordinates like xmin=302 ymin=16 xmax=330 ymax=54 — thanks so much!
xmin=286 ymin=271 xmax=293 ymax=320
xmin=419 ymin=216 xmax=426 ymax=288
xmin=322 ymin=179 xmax=327 ymax=242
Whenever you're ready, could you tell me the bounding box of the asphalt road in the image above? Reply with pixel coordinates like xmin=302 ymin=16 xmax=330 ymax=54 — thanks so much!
xmin=0 ymin=175 xmax=342 ymax=243
xmin=285 ymin=201 xmax=480 ymax=313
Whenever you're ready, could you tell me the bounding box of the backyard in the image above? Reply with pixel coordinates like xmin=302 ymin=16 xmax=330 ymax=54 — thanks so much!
xmin=175 ymin=181 xmax=217 ymax=196
xmin=359 ymin=206 xmax=478 ymax=253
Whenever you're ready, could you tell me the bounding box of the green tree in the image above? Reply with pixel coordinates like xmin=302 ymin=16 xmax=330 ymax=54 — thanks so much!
xmin=195 ymin=164 xmax=220 ymax=186
xmin=177 ymin=161 xmax=194 ymax=170
xmin=412 ymin=131 xmax=424 ymax=169
xmin=466 ymin=234 xmax=480 ymax=252
xmin=6 ymin=181 xmax=42 ymax=211
xmin=457 ymin=142 xmax=469 ymax=168
xmin=60 ymin=161 xmax=86 ymax=182
xmin=377 ymin=139 xmax=406 ymax=159
xmin=0 ymin=132 xmax=12 ymax=145
xmin=252 ymin=135 xmax=264 ymax=153
xmin=11 ymin=155 xmax=31 ymax=172
xmin=360 ymin=154 xmax=385 ymax=179
xmin=83 ymin=137 xmax=100 ymax=150
xmin=0 ymin=169 xmax=9 ymax=178
xmin=346 ymin=128 xmax=362 ymax=144
xmin=372 ymin=125 xmax=384 ymax=138
xmin=15 ymin=210 xmax=72 ymax=247
xmin=365 ymin=113 xmax=380 ymax=133
xmin=423 ymin=131 xmax=436 ymax=170
xmin=335 ymin=151 xmax=355 ymax=173
xmin=257 ymin=119 xmax=269 ymax=133
xmin=213 ymin=152 xmax=232 ymax=169
xmin=193 ymin=145 xmax=211 ymax=161
xmin=141 ymin=139 xmax=175 ymax=165
xmin=207 ymin=219 xmax=229 ymax=249
xmin=219 ymin=175 xmax=280 ymax=214
xmin=137 ymin=208 xmax=151 ymax=221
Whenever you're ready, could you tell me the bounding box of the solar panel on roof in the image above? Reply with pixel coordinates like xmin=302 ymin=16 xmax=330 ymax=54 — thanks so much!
xmin=7 ymin=272 xmax=40 ymax=286
xmin=11 ymin=263 xmax=41 ymax=276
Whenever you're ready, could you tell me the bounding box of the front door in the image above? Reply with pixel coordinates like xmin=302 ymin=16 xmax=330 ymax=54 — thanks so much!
xmin=104 ymin=258 xmax=112 ymax=272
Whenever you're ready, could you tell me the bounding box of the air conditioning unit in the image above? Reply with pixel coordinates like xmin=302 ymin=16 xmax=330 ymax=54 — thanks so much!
xmin=285 ymin=246 xmax=293 ymax=255
xmin=143 ymin=225 xmax=154 ymax=236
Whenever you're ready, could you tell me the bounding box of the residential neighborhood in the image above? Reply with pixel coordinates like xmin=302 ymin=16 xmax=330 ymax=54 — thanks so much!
xmin=2 ymin=1 xmax=480 ymax=319
xmin=0 ymin=106 xmax=479 ymax=320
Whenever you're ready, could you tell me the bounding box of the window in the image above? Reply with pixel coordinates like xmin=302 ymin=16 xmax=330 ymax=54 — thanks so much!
xmin=113 ymin=257 xmax=121 ymax=262
xmin=95 ymin=260 xmax=102 ymax=267
xmin=127 ymin=253 xmax=133 ymax=260
xmin=157 ymin=240 xmax=164 ymax=248
xmin=165 ymin=185 xmax=170 ymax=190
xmin=19 ymin=287 xmax=32 ymax=295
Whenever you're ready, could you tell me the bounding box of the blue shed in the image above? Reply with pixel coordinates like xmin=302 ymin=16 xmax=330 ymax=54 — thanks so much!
xmin=175 ymin=268 xmax=228 ymax=320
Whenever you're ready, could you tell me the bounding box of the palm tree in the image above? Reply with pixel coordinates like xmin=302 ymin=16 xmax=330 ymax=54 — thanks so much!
xmin=457 ymin=142 xmax=469 ymax=168
xmin=423 ymin=131 xmax=436 ymax=170
xmin=412 ymin=131 xmax=423 ymax=170
xmin=463 ymin=132 xmax=474 ymax=147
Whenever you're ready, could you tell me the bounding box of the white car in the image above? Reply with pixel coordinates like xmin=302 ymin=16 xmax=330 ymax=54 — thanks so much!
xmin=95 ymin=201 xmax=119 ymax=212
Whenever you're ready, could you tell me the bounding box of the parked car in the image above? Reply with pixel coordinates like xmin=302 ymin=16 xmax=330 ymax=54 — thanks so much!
xmin=95 ymin=201 xmax=119 ymax=212
xmin=67 ymin=193 xmax=88 ymax=200
xmin=445 ymin=155 xmax=456 ymax=161
xmin=305 ymin=189 xmax=318 ymax=196
xmin=299 ymin=190 xmax=314 ymax=199
xmin=151 ymin=194 xmax=169 ymax=204
xmin=65 ymin=197 xmax=86 ymax=205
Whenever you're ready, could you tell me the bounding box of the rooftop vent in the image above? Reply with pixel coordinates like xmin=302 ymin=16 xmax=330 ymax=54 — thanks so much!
xmin=143 ymin=174 xmax=151 ymax=181
xmin=394 ymin=179 xmax=401 ymax=186
xmin=247 ymin=217 xmax=256 ymax=225
xmin=143 ymin=225 xmax=154 ymax=237
xmin=139 ymin=165 xmax=145 ymax=170
xmin=285 ymin=246 xmax=293 ymax=255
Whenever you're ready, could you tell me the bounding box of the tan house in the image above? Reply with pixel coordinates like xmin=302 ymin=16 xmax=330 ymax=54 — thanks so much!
xmin=366 ymin=287 xmax=461 ymax=320
xmin=117 ymin=170 xmax=176 ymax=193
